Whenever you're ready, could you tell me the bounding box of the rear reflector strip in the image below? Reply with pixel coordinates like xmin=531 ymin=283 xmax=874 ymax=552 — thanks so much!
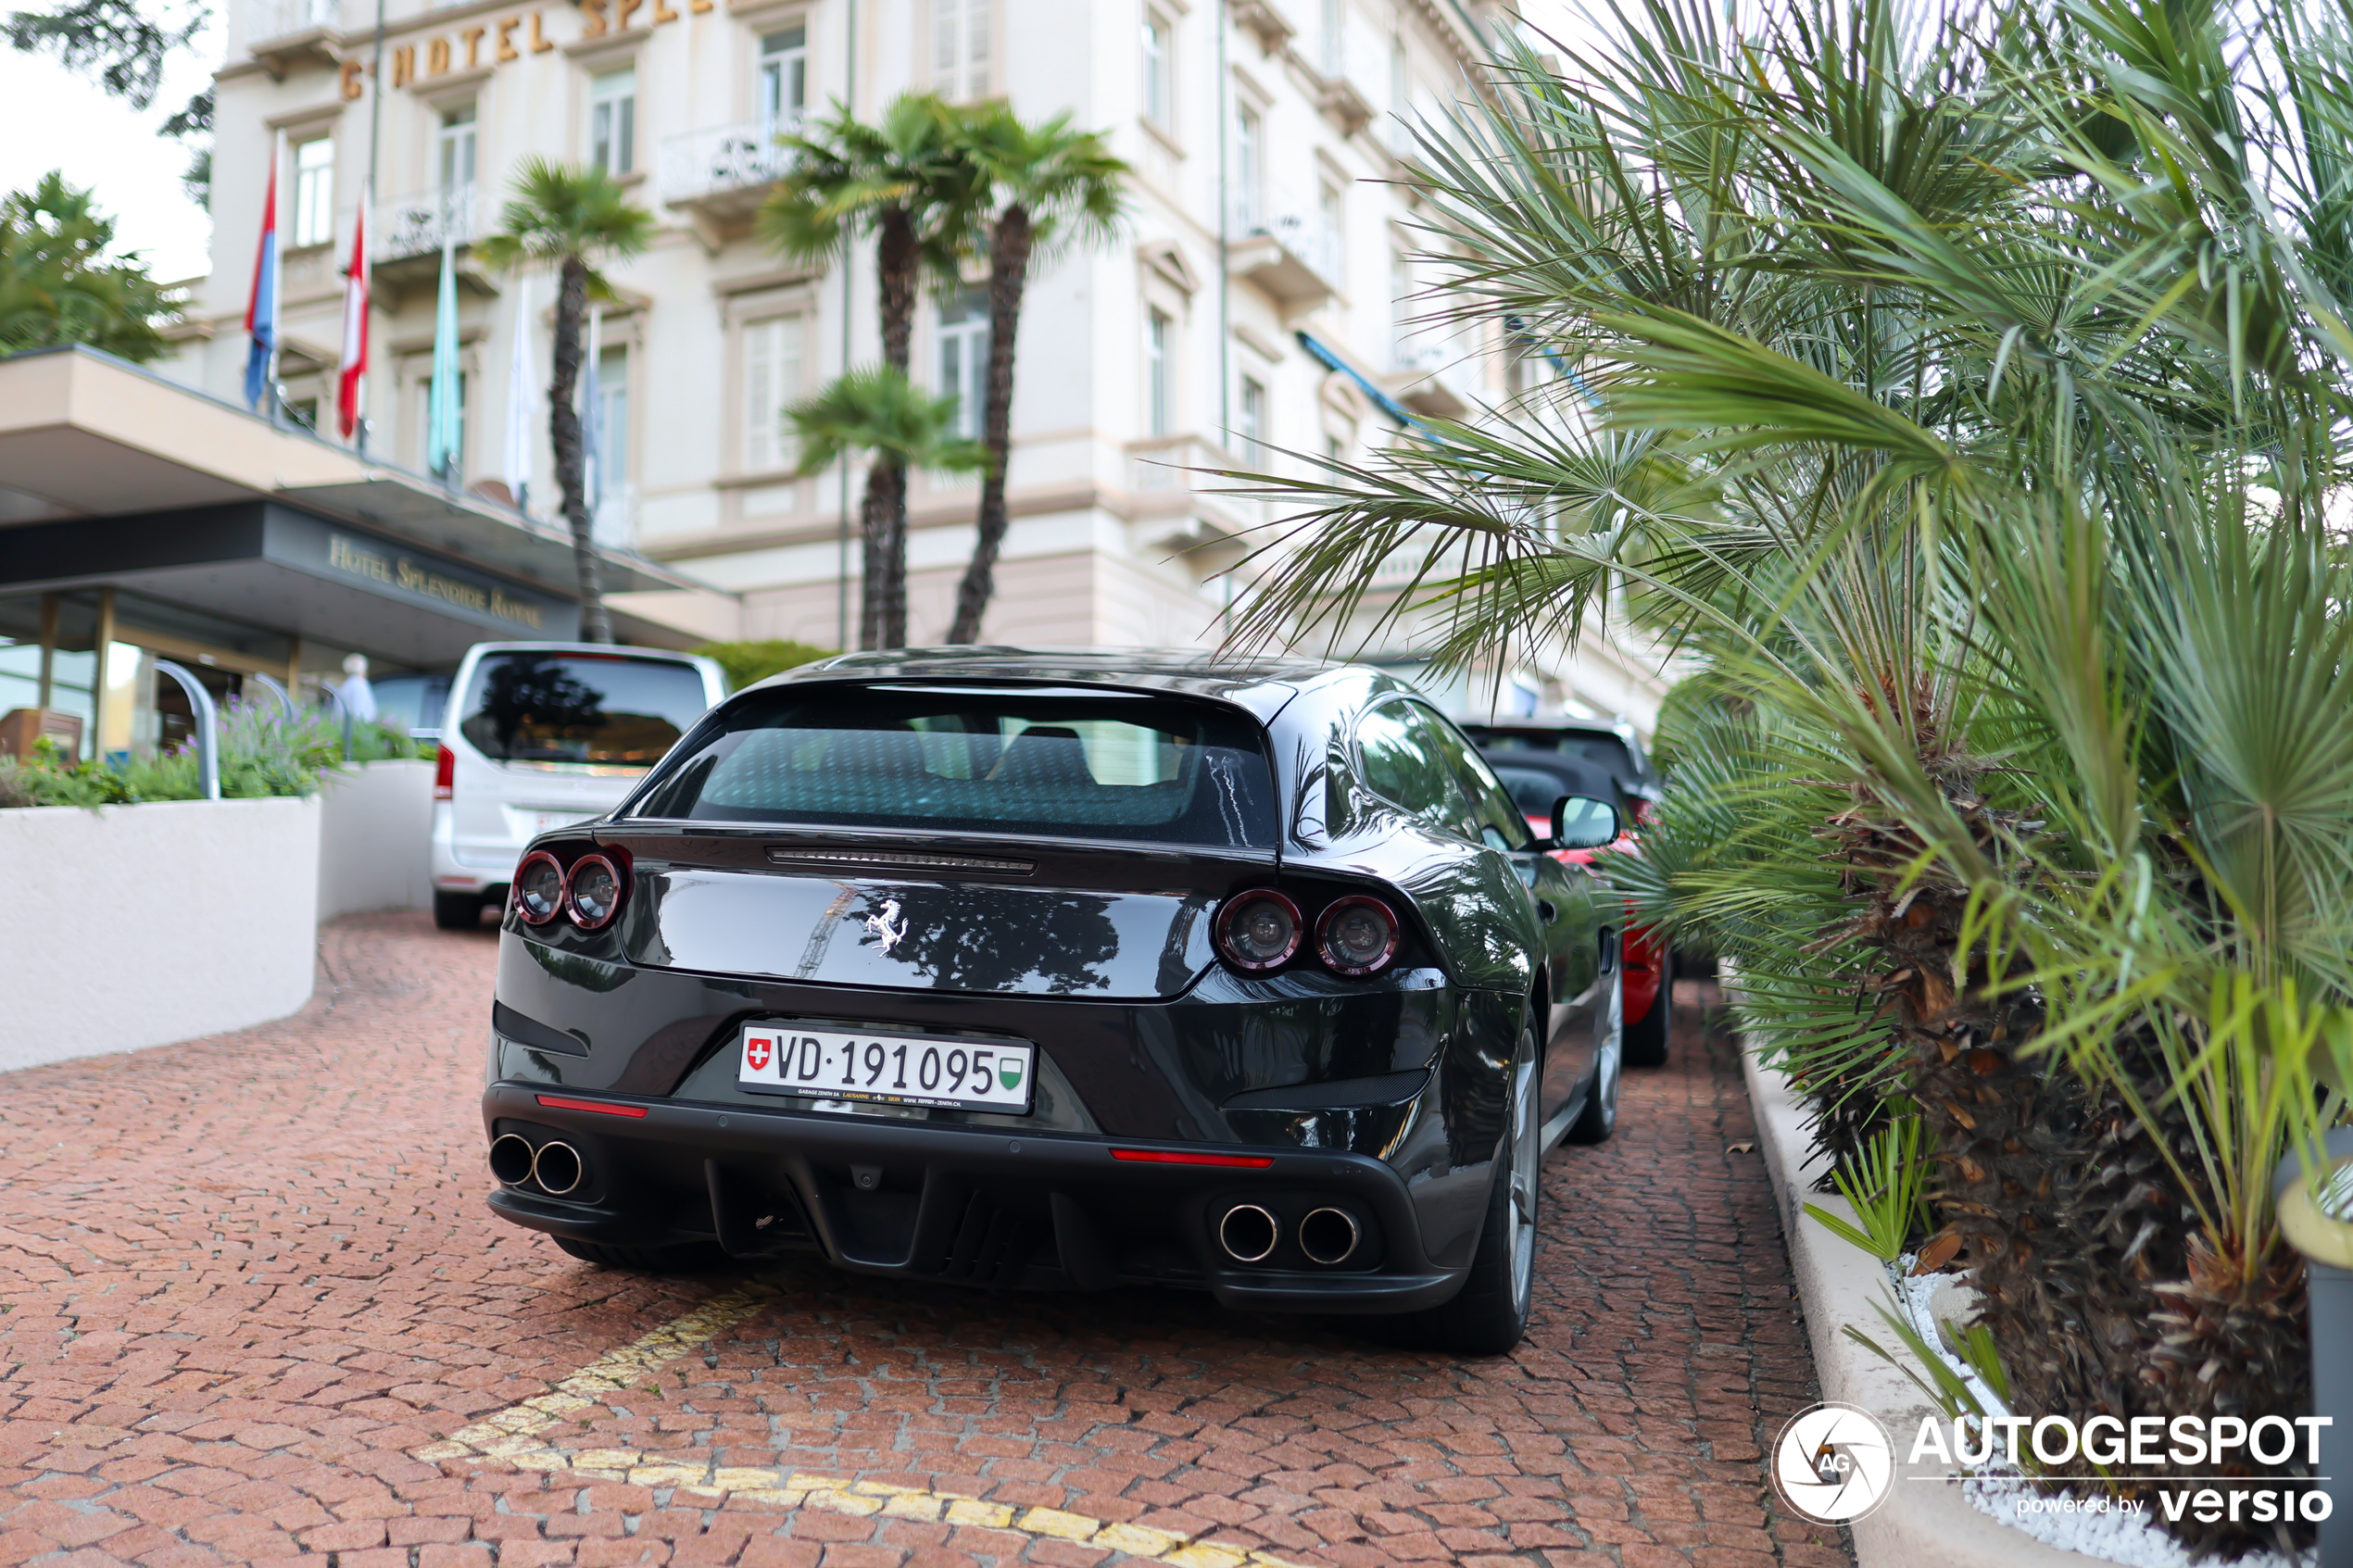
xmin=1110 ymin=1148 xmax=1274 ymax=1169
xmin=535 ymin=1095 xmax=648 ymax=1118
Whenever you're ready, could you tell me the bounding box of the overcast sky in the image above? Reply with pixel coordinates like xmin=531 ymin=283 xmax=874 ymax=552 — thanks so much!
xmin=1 ymin=3 xmax=1587 ymax=291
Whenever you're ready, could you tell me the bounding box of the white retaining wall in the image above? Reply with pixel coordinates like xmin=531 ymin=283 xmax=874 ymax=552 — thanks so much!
xmin=0 ymin=795 xmax=323 ymax=1073
xmin=317 ymin=759 xmax=434 ymax=917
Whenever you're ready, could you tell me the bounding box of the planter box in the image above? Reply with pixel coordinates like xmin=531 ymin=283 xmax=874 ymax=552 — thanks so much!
xmin=318 ymin=759 xmax=434 ymax=917
xmin=0 ymin=796 xmax=321 ymax=1073
xmin=1741 ymin=1039 xmax=2094 ymax=1568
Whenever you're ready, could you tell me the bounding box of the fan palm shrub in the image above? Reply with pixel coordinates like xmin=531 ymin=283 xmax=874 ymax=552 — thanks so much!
xmin=1227 ymin=0 xmax=2353 ymax=1553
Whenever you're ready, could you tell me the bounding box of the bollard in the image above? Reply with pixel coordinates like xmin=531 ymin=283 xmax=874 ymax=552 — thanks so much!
xmin=152 ymin=660 xmax=220 ymax=800
xmin=2276 ymin=1127 xmax=2353 ymax=1568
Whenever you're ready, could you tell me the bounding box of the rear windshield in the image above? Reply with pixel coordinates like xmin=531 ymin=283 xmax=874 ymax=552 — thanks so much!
xmin=631 ymin=684 xmax=1278 ymax=847
xmin=458 ymin=651 xmax=709 ymax=769
xmin=1493 ymin=766 xmax=1572 ymax=820
xmin=1468 ymin=727 xmax=1642 ymax=783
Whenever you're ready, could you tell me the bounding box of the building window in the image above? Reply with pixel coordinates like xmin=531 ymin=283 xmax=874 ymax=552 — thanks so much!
xmin=743 ymin=313 xmax=804 ymax=472
xmin=592 ymin=345 xmax=629 ymax=536
xmin=292 ymin=136 xmax=334 ymax=248
xmin=1141 ymin=11 xmax=1172 ymax=130
xmin=590 ymin=69 xmax=636 ymax=176
xmin=938 ymin=287 xmax=989 ymax=441
xmin=1319 ymin=180 xmax=1344 ymax=286
xmin=1238 ymin=374 xmax=1266 ymax=462
xmin=1146 ymin=307 xmax=1172 ymax=436
xmin=934 ymin=0 xmax=989 ymax=100
xmin=1233 ymin=104 xmax=1262 ymax=230
xmin=760 ymin=25 xmax=808 ymax=132
xmin=438 ymin=105 xmax=477 ymax=195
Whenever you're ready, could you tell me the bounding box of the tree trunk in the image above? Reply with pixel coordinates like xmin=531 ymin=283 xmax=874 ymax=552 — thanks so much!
xmin=947 ymin=205 xmax=1032 ymax=645
xmin=859 ymin=457 xmax=902 ymax=652
xmin=547 ymin=254 xmax=611 ymax=643
xmin=870 ymin=207 xmax=918 ymax=649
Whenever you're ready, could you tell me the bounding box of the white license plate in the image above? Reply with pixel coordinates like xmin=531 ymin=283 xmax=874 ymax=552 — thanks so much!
xmin=737 ymin=1025 xmax=1036 ymax=1113
xmin=533 ymin=809 xmax=598 ymax=835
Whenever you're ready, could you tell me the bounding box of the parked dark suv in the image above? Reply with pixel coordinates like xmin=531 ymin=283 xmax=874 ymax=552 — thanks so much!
xmin=1460 ymin=717 xmax=1673 ymax=1067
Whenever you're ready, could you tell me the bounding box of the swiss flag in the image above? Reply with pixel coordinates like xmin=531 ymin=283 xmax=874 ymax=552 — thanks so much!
xmin=746 ymin=1034 xmax=773 ymax=1073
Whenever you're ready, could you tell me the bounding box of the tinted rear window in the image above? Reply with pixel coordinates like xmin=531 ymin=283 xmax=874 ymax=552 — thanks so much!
xmin=631 ymin=685 xmax=1278 ymax=847
xmin=1468 ymin=727 xmax=1641 ymax=781
xmin=459 ymin=652 xmax=710 ymax=769
xmin=1493 ymin=766 xmax=1572 ymax=819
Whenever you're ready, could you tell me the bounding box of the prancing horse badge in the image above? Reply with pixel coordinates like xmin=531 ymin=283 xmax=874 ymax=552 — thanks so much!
xmin=861 ymin=897 xmax=908 ymax=955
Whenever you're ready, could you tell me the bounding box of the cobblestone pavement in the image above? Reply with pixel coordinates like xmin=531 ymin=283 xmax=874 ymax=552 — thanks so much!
xmin=0 ymin=915 xmax=1850 ymax=1568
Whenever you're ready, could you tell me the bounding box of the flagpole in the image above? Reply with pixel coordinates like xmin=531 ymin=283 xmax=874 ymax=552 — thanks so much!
xmin=268 ymin=129 xmax=287 ymax=423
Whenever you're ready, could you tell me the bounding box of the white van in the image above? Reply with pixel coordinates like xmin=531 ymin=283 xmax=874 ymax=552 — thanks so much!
xmin=429 ymin=641 xmax=727 ymax=928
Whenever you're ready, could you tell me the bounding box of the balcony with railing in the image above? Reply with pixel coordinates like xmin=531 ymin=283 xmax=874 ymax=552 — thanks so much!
xmin=1227 ymin=191 xmax=1341 ymax=316
xmin=373 ymin=184 xmax=480 ymax=267
xmin=1388 ymin=339 xmax=1481 ymax=418
xmin=1126 ymin=434 xmax=1264 ymax=539
xmin=661 ymin=116 xmax=803 ymax=235
xmin=1315 ymin=10 xmax=1383 ymax=134
xmin=244 ymin=0 xmax=338 ymax=65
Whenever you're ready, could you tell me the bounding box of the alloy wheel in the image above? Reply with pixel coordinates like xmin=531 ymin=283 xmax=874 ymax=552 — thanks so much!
xmin=1507 ymin=1030 xmax=1541 ymax=1314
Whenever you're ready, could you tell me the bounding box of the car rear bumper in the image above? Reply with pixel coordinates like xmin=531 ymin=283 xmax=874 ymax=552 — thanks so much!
xmin=482 ymin=1081 xmax=1467 ymax=1312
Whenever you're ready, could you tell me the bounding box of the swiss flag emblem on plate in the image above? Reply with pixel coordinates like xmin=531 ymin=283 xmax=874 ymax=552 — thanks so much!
xmin=745 ymin=1033 xmax=774 ymax=1072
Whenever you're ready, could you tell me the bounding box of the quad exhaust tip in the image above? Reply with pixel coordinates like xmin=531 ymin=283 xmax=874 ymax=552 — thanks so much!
xmin=1298 ymin=1207 xmax=1360 ymax=1266
xmin=1217 ymin=1204 xmax=1279 ymax=1263
xmin=531 ymin=1140 xmax=585 ymax=1196
xmin=488 ymin=1133 xmax=535 ymax=1186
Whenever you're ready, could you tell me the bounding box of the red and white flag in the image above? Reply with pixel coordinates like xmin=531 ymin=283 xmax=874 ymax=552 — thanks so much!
xmin=336 ymin=185 xmax=370 ymax=441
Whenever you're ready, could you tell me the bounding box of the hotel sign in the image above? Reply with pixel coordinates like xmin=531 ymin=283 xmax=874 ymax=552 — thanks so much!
xmin=266 ymin=509 xmax=574 ymax=637
xmin=370 ymin=0 xmax=712 ymax=93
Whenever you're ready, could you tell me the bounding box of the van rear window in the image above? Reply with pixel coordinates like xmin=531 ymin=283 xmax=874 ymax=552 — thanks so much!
xmin=630 ymin=685 xmax=1278 ymax=847
xmin=458 ymin=652 xmax=709 ymax=769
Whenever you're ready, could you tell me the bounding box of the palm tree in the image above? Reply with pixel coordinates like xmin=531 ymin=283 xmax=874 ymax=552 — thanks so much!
xmin=942 ymin=107 xmax=1127 ymax=644
xmin=0 ymin=171 xmax=178 ymax=360
xmin=1222 ymin=0 xmax=2353 ymax=1553
xmin=760 ymin=95 xmax=978 ymax=646
xmin=477 ymin=158 xmax=652 ymax=645
xmin=786 ymin=367 xmax=986 ymax=648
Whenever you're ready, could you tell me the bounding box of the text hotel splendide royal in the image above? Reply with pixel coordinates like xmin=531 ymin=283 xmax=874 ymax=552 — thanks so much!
xmin=317 ymin=0 xmax=712 ymax=99
xmin=327 ymin=533 xmax=546 ymax=631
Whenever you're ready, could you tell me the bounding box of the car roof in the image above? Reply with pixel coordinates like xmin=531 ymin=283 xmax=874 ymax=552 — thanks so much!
xmin=755 ymin=646 xmax=1361 ymax=719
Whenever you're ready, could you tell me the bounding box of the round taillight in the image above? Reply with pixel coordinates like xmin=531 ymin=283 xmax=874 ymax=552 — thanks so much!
xmin=514 ymin=850 xmax=566 ymax=926
xmin=1216 ymin=889 xmax=1302 ymax=972
xmin=1316 ymin=896 xmax=1400 ymax=977
xmin=566 ymin=854 xmax=625 ymax=930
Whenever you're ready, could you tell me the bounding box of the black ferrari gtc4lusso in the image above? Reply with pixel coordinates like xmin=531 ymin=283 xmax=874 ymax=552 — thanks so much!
xmin=482 ymin=649 xmax=1626 ymax=1352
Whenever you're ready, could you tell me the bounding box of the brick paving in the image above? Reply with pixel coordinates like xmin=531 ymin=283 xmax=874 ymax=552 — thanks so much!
xmin=0 ymin=913 xmax=1849 ymax=1568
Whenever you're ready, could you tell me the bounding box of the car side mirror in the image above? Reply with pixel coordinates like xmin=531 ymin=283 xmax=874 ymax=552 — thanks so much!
xmin=1547 ymin=794 xmax=1620 ymax=850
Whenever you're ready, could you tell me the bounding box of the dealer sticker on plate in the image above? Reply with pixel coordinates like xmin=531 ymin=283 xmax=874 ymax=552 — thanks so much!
xmin=737 ymin=1024 xmax=1036 ymax=1113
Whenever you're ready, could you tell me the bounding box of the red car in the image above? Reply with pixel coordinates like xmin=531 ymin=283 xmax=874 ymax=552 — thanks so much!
xmin=1466 ymin=721 xmax=1674 ymax=1068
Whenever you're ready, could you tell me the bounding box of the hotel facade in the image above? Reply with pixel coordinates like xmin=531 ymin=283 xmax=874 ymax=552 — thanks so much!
xmin=0 ymin=0 xmax=1674 ymax=750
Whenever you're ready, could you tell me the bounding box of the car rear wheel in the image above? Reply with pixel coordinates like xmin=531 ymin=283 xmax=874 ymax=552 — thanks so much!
xmin=553 ymin=1236 xmax=727 ymax=1273
xmin=1390 ymin=1020 xmax=1540 ymax=1356
xmin=433 ymin=890 xmax=484 ymax=930
xmin=1623 ymin=966 xmax=1672 ymax=1068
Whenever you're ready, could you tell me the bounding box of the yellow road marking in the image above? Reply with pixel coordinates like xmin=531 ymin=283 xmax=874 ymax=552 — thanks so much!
xmin=411 ymin=1282 xmax=1313 ymax=1568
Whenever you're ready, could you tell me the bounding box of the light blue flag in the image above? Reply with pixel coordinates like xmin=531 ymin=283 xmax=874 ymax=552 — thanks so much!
xmin=426 ymin=234 xmax=462 ymax=481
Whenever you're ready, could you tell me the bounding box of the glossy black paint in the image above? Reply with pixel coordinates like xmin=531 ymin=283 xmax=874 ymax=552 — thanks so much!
xmin=483 ymin=649 xmax=1620 ymax=1311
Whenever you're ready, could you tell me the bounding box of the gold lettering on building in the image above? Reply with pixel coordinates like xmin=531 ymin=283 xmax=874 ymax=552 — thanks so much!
xmin=495 ymin=17 xmax=520 ymax=60
xmin=327 ymin=534 xmax=546 ymax=630
xmin=394 ymin=0 xmax=722 ymax=91
xmin=652 ymin=0 xmax=678 ymax=22
xmin=427 ymin=35 xmax=450 ymax=72
xmin=460 ymin=23 xmax=485 ymax=65
xmin=340 ymin=57 xmax=365 ymax=97
xmin=578 ymin=0 xmax=607 ymax=37
xmin=529 ymin=11 xmax=553 ymax=49
xmin=391 ymin=43 xmax=414 ymax=85
xmin=615 ymin=0 xmax=643 ymax=30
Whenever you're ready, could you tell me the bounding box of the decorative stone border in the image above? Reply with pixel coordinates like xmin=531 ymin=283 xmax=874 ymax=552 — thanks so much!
xmin=1740 ymin=1038 xmax=2095 ymax=1568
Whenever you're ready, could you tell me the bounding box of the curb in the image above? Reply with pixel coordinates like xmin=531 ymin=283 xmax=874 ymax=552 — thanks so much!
xmin=1740 ymin=1037 xmax=2095 ymax=1568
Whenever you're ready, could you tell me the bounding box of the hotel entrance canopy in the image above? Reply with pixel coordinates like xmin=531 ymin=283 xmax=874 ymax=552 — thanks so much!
xmin=0 ymin=345 xmax=711 ymax=666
